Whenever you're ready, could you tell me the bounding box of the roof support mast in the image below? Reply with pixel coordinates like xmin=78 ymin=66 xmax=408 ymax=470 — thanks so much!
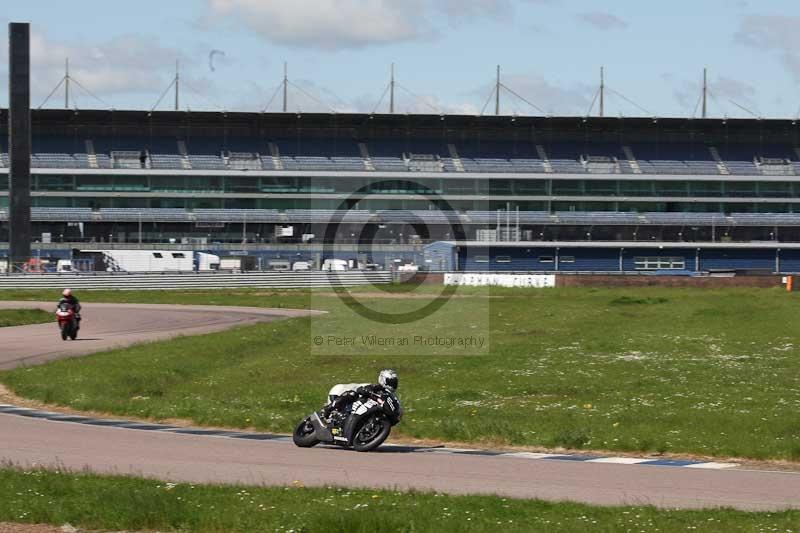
xmin=64 ymin=58 xmax=69 ymax=108
xmin=702 ymin=67 xmax=707 ymax=119
xmin=389 ymin=63 xmax=395 ymax=114
xmin=174 ymin=60 xmax=179 ymax=111
xmin=495 ymin=65 xmax=501 ymax=115
xmin=283 ymin=62 xmax=288 ymax=112
xmin=599 ymin=66 xmax=605 ymax=118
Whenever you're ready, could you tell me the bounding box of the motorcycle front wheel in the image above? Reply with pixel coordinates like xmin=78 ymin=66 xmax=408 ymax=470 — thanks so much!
xmin=292 ymin=417 xmax=320 ymax=448
xmin=60 ymin=326 xmax=68 ymax=341
xmin=352 ymin=415 xmax=391 ymax=452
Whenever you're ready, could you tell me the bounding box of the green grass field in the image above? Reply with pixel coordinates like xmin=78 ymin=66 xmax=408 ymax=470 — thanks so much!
xmin=1 ymin=287 xmax=800 ymax=460
xmin=0 ymin=467 xmax=798 ymax=532
xmin=0 ymin=308 xmax=51 ymax=328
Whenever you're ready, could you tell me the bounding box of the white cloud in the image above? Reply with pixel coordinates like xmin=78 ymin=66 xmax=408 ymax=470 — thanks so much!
xmin=469 ymin=72 xmax=594 ymax=116
xmin=734 ymin=15 xmax=800 ymax=81
xmin=576 ymin=12 xmax=628 ymax=31
xmin=0 ymin=30 xmax=192 ymax=109
xmin=666 ymin=72 xmax=759 ymax=117
xmin=206 ymin=0 xmax=545 ymax=50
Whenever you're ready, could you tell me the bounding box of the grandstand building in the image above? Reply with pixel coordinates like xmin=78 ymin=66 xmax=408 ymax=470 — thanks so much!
xmin=4 ymin=109 xmax=800 ymax=256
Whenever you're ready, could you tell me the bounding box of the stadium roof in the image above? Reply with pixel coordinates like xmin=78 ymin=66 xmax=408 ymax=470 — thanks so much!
xmin=3 ymin=109 xmax=800 ymax=143
xmin=436 ymin=241 xmax=800 ymax=250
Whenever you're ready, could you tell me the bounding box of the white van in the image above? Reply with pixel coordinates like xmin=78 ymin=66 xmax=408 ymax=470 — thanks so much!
xmin=321 ymin=259 xmax=348 ymax=271
xmin=56 ymin=259 xmax=74 ymax=273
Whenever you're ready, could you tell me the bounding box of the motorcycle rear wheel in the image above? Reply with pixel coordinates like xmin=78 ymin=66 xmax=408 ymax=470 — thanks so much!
xmin=352 ymin=415 xmax=391 ymax=452
xmin=292 ymin=418 xmax=320 ymax=448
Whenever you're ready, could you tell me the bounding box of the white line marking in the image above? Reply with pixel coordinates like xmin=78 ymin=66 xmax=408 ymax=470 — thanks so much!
xmin=587 ymin=457 xmax=651 ymax=465
xmin=684 ymin=462 xmax=738 ymax=469
xmin=500 ymin=452 xmax=564 ymax=459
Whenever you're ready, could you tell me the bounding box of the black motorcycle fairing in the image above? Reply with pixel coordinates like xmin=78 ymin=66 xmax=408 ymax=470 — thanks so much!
xmin=294 ymin=388 xmax=401 ymax=451
xmin=309 ymin=412 xmax=335 ymax=442
xmin=342 ymin=398 xmax=385 ymax=445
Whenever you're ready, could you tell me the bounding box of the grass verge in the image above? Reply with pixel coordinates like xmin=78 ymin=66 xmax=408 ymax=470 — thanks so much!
xmin=0 ymin=467 xmax=798 ymax=532
xmin=0 ymin=309 xmax=52 ymax=328
xmin=1 ymin=287 xmax=800 ymax=460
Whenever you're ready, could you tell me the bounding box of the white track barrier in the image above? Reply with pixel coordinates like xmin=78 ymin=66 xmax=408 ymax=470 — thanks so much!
xmin=0 ymin=271 xmax=395 ymax=290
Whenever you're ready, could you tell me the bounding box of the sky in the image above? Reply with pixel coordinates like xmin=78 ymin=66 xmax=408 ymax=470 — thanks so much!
xmin=0 ymin=0 xmax=799 ymax=118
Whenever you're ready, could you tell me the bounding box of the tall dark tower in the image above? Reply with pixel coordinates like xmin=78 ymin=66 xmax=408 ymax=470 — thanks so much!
xmin=8 ymin=22 xmax=31 ymax=269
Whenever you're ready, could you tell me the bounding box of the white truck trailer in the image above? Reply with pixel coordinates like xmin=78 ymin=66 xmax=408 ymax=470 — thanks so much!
xmin=76 ymin=250 xmax=220 ymax=272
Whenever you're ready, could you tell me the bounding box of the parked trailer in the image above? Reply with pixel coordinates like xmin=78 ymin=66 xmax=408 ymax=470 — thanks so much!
xmin=74 ymin=250 xmax=220 ymax=273
xmin=196 ymin=252 xmax=221 ymax=271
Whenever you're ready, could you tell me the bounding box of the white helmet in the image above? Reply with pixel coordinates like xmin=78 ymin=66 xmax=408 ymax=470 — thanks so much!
xmin=62 ymin=289 xmax=72 ymax=298
xmin=378 ymin=369 xmax=398 ymax=390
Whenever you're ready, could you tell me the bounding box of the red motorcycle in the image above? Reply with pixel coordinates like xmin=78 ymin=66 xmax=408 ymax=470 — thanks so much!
xmin=55 ymin=302 xmax=79 ymax=341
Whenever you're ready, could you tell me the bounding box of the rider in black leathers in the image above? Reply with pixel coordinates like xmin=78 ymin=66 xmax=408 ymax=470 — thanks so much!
xmin=322 ymin=369 xmax=398 ymax=419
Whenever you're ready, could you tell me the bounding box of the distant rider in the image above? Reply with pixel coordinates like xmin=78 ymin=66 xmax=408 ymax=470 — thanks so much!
xmin=322 ymin=369 xmax=399 ymax=419
xmin=58 ymin=289 xmax=82 ymax=323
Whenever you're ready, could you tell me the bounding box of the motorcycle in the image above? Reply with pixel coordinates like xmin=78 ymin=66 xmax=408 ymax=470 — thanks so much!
xmin=55 ymin=302 xmax=79 ymax=341
xmin=293 ymin=388 xmax=402 ymax=452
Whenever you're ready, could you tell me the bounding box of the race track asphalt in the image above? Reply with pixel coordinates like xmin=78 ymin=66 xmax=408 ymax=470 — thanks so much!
xmin=0 ymin=301 xmax=799 ymax=511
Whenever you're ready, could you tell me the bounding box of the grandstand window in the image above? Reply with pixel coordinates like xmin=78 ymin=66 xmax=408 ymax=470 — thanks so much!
xmin=633 ymin=257 xmax=686 ymax=270
xmin=172 ymin=253 xmax=186 ymax=259
xmin=474 ymin=256 xmax=490 ymax=263
xmin=263 ymin=176 xmax=298 ymax=193
xmin=620 ymin=181 xmax=654 ymax=196
xmin=185 ymin=176 xmax=222 ymax=192
xmin=758 ymin=182 xmax=792 ymax=198
xmin=654 ymin=181 xmax=689 ymax=197
xmin=496 ymin=256 xmax=512 ymax=263
xmin=153 ymin=253 xmax=163 ymax=259
xmin=515 ymin=180 xmax=547 ymax=195
xmin=560 ymin=256 xmax=576 ymax=263
xmin=224 ymin=198 xmax=257 ymax=209
xmin=689 ymin=182 xmax=723 ymax=197
xmin=539 ymin=256 xmax=554 ymax=263
xmin=584 ymin=180 xmax=617 ymax=196
xmin=679 ymin=202 xmax=722 ymax=213
xmin=76 ymin=175 xmax=113 ymax=192
xmin=725 ymin=182 xmax=757 ymax=198
xmin=35 ymin=175 xmax=74 ymax=192
xmin=34 ymin=197 xmax=73 ymax=207
xmin=225 ymin=177 xmax=259 ymax=193
xmin=552 ymin=181 xmax=582 ymax=195
xmin=443 ymin=179 xmax=477 ymax=195
xmin=113 ymin=176 xmax=149 ymax=192
xmin=476 ymin=180 xmax=512 ymax=195
xmin=151 ymin=176 xmax=186 ymax=192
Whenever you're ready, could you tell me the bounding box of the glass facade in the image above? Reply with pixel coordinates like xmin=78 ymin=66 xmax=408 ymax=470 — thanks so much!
xmin=6 ymin=173 xmax=800 ymax=213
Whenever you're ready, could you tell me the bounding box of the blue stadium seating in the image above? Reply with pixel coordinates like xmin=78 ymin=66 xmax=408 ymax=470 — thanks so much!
xmin=4 ymin=135 xmax=800 ymax=176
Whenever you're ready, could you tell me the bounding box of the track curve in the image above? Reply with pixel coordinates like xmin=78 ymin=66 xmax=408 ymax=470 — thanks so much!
xmin=0 ymin=301 xmax=319 ymax=370
xmin=0 ymin=301 xmax=799 ymax=511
